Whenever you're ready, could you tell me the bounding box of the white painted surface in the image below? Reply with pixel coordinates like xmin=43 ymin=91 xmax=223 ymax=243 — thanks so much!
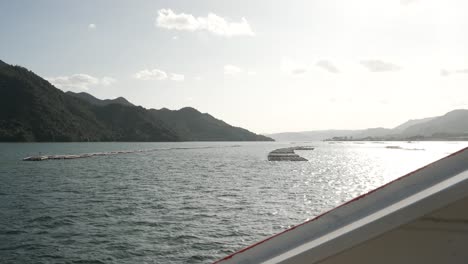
xmin=318 ymin=195 xmax=468 ymax=264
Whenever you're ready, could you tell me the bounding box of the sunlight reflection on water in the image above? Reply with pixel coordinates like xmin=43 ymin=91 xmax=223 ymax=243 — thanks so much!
xmin=0 ymin=141 xmax=466 ymax=263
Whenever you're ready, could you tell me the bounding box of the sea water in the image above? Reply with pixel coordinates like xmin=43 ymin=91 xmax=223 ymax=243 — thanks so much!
xmin=0 ymin=141 xmax=466 ymax=263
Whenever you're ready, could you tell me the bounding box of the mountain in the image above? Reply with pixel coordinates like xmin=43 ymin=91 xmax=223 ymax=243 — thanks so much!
xmin=268 ymin=110 xmax=468 ymax=142
xmin=266 ymin=130 xmax=359 ymax=141
xmin=151 ymin=107 xmax=272 ymax=141
xmin=66 ymin=91 xmax=134 ymax=107
xmin=401 ymin=110 xmax=468 ymax=138
xmin=351 ymin=127 xmax=395 ymax=139
xmin=0 ymin=60 xmax=273 ymax=142
xmin=268 ymin=128 xmax=397 ymax=142
xmin=0 ymin=62 xmax=177 ymax=141
xmin=393 ymin=117 xmax=436 ymax=131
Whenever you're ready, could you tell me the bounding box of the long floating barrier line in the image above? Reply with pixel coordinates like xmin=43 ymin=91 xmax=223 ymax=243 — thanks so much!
xmin=22 ymin=145 xmax=241 ymax=161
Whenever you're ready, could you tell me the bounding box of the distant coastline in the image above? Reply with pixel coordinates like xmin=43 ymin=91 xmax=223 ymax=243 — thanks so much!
xmin=324 ymin=134 xmax=468 ymax=142
xmin=267 ymin=109 xmax=468 ymax=142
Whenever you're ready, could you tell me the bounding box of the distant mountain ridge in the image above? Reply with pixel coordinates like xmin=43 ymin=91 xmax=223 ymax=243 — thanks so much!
xmin=399 ymin=110 xmax=468 ymax=138
xmin=267 ymin=110 xmax=468 ymax=141
xmin=0 ymin=60 xmax=273 ymax=142
xmin=393 ymin=117 xmax=436 ymax=131
xmin=267 ymin=130 xmax=358 ymax=142
xmin=150 ymin=107 xmax=270 ymax=141
xmin=66 ymin=91 xmax=134 ymax=107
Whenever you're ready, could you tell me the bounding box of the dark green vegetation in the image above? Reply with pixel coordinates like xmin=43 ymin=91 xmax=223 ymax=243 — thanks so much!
xmin=149 ymin=107 xmax=270 ymax=141
xmin=66 ymin=91 xmax=134 ymax=107
xmin=0 ymin=60 xmax=273 ymax=142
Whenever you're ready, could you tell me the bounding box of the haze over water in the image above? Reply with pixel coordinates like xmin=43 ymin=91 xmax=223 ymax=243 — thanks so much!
xmin=0 ymin=141 xmax=466 ymax=263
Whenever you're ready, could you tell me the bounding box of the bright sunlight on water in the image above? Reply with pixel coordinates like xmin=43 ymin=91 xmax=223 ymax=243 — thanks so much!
xmin=0 ymin=141 xmax=466 ymax=263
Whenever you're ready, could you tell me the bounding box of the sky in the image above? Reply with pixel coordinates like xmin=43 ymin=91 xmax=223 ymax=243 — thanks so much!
xmin=1 ymin=0 xmax=468 ymax=134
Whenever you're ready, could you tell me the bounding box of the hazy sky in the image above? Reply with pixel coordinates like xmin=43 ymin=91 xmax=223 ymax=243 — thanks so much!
xmin=1 ymin=0 xmax=468 ymax=133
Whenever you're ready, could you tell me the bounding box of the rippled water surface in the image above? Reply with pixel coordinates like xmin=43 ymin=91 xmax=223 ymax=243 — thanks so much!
xmin=1 ymin=141 xmax=466 ymax=263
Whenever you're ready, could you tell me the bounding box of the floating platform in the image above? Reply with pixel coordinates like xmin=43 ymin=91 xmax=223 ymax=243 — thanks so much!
xmin=23 ymin=150 xmax=137 ymax=161
xmin=267 ymin=146 xmax=314 ymax=161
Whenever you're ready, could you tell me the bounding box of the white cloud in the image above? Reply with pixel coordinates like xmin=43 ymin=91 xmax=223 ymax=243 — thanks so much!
xmin=47 ymin=74 xmax=115 ymax=91
xmin=156 ymin=9 xmax=254 ymax=37
xmin=101 ymin=77 xmax=116 ymax=86
xmin=224 ymin=64 xmax=243 ymax=76
xmin=194 ymin=76 xmax=203 ymax=81
xmin=170 ymin=73 xmax=185 ymax=81
xmin=133 ymin=68 xmax=185 ymax=81
xmin=291 ymin=68 xmax=307 ymax=75
xmin=247 ymin=70 xmax=257 ymax=76
xmin=440 ymin=69 xmax=450 ymax=77
xmin=316 ymin=60 xmax=340 ymax=73
xmin=88 ymin=24 xmax=96 ymax=30
xmin=400 ymin=0 xmax=418 ymax=5
xmin=281 ymin=57 xmax=308 ymax=75
xmin=133 ymin=69 xmax=168 ymax=80
xmin=440 ymin=68 xmax=468 ymax=77
xmin=360 ymin=60 xmax=401 ymax=72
